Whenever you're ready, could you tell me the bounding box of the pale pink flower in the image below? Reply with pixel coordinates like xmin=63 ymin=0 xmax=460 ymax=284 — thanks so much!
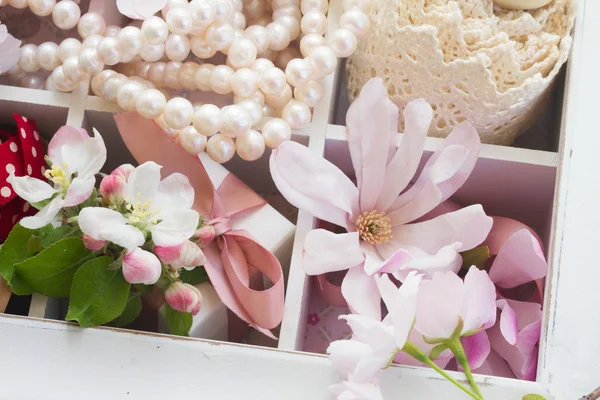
xmin=111 ymin=164 xmax=135 ymax=181
xmin=194 ymin=225 xmax=216 ymax=248
xmin=329 ymin=380 xmax=385 ymax=400
xmin=165 ymin=282 xmax=203 ymax=315
xmin=122 ymin=248 xmax=162 ymax=285
xmin=270 ymin=78 xmax=492 ymax=319
xmin=155 ymin=239 xmax=206 ymax=270
xmin=100 ymin=174 xmax=126 ymax=205
xmin=82 ymin=234 xmax=106 ymax=251
xmin=117 ymin=0 xmax=167 ymax=19
xmin=8 ymin=127 xmax=106 ymax=229
xmin=0 ymin=24 xmax=21 ymax=73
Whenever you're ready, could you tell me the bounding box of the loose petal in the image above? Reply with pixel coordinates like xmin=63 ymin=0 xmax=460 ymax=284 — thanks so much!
xmin=497 ymin=299 xmax=518 ymax=345
xmin=303 ymin=230 xmax=364 ymax=275
xmin=473 ymin=349 xmax=516 ymax=379
xmin=461 ymin=330 xmax=491 ymax=370
xmin=270 ymin=141 xmax=358 ymax=228
xmin=135 ymin=0 xmax=168 ymax=19
xmin=116 ymin=0 xmax=142 ymax=18
xmin=461 ymin=267 xmax=496 ymax=333
xmin=7 ymin=174 xmax=56 ymax=203
xmin=19 ymin=196 xmax=64 ymax=229
xmin=342 ymin=265 xmax=382 ymax=320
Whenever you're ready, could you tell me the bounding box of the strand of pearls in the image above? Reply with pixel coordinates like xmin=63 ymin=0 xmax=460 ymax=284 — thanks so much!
xmin=0 ymin=0 xmax=371 ymax=163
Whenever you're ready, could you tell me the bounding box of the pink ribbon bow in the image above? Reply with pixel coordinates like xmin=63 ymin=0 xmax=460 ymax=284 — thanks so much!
xmin=114 ymin=113 xmax=285 ymax=338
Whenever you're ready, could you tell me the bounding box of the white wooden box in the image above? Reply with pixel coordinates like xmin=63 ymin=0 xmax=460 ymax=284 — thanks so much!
xmin=0 ymin=0 xmax=598 ymax=399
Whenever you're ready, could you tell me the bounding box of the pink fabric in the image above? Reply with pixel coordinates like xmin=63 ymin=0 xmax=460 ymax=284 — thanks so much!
xmin=114 ymin=112 xmax=285 ymax=338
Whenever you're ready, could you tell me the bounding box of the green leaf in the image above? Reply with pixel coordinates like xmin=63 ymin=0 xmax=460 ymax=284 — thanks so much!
xmin=165 ymin=304 xmax=192 ymax=336
xmin=0 ymin=224 xmax=40 ymax=295
xmin=429 ymin=343 xmax=449 ymax=361
xmin=460 ymin=246 xmax=491 ymax=271
xmin=66 ymin=256 xmax=130 ymax=327
xmin=134 ymin=284 xmax=154 ymax=294
xmin=522 ymin=395 xmax=547 ymax=400
xmin=179 ymin=267 xmax=210 ymax=286
xmin=111 ymin=292 xmax=142 ymax=328
xmin=40 ymin=225 xmax=79 ymax=248
xmin=14 ymin=238 xmax=94 ymax=298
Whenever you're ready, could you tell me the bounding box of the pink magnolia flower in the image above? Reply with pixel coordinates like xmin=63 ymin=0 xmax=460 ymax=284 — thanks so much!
xmin=122 ymin=248 xmax=162 ymax=285
xmin=117 ymin=0 xmax=168 ymax=19
xmin=0 ymin=24 xmax=21 ymax=73
xmin=165 ymin=282 xmax=203 ymax=315
xmin=329 ymin=380 xmax=385 ymax=400
xmin=270 ymin=78 xmax=492 ymax=319
xmin=82 ymin=234 xmax=106 ymax=251
xmin=155 ymin=239 xmax=206 ymax=270
xmin=8 ymin=126 xmax=106 ymax=229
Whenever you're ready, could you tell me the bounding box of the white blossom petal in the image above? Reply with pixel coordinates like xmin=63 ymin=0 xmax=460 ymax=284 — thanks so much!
xmin=20 ymin=197 xmax=65 ymax=229
xmin=7 ymin=174 xmax=57 ymax=203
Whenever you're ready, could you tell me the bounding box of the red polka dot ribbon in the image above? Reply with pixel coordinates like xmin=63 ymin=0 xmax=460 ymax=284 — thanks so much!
xmin=0 ymin=114 xmax=46 ymax=241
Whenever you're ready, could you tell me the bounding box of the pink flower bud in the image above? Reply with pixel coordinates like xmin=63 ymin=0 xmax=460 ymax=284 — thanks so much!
xmin=99 ymin=174 xmax=126 ymax=204
xmin=165 ymin=282 xmax=203 ymax=315
xmin=155 ymin=240 xmax=206 ymax=270
xmin=83 ymin=234 xmax=106 ymax=251
xmin=194 ymin=225 xmax=216 ymax=248
xmin=111 ymin=164 xmax=135 ymax=181
xmin=122 ymin=248 xmax=162 ymax=285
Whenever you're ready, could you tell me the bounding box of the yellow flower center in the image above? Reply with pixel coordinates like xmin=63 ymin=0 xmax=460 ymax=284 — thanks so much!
xmin=44 ymin=164 xmax=70 ymax=189
xmin=356 ymin=210 xmax=392 ymax=244
xmin=125 ymin=193 xmax=160 ymax=227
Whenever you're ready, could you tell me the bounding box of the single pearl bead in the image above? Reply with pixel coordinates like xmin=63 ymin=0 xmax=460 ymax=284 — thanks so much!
xmin=328 ymin=28 xmax=358 ymax=58
xmin=272 ymin=0 xmax=300 ymax=8
xmin=301 ymin=10 xmax=327 ymax=35
xmin=118 ymin=27 xmax=145 ymax=57
xmin=251 ymin=58 xmax=274 ymax=74
xmin=140 ymin=43 xmax=165 ymax=63
xmin=265 ymin=83 xmax=292 ymax=109
xmin=210 ymin=65 xmax=234 ymax=95
xmin=83 ymin=34 xmax=103 ymax=49
xmin=178 ymin=126 xmax=207 ymax=155
xmin=227 ymin=37 xmax=257 ymax=69
xmin=57 ymin=38 xmax=82 ymax=62
xmin=116 ymin=80 xmax=146 ymax=111
xmin=167 ymin=7 xmax=193 ymax=35
xmin=262 ymin=118 xmax=291 ymax=148
xmin=36 ymin=42 xmax=60 ymax=70
xmin=195 ymin=63 xmax=215 ymax=91
xmin=233 ymin=12 xmax=246 ymax=30
xmin=301 ymin=0 xmax=328 ymax=14
xmin=262 ymin=104 xmax=276 ymax=117
xmin=276 ymin=15 xmax=300 ymax=41
xmin=105 ymin=25 xmax=122 ymax=38
xmin=163 ymin=97 xmax=194 ymax=130
xmin=193 ymin=104 xmax=222 ymax=136
xmin=285 ymin=58 xmax=312 ymax=87
xmin=189 ymin=0 xmax=216 ymax=28
xmin=220 ymin=105 xmax=252 ymax=138
xmin=97 ymin=37 xmax=122 ymax=66
xmin=91 ymin=70 xmax=116 ymax=96
xmin=78 ymin=47 xmax=104 ymax=75
xmin=266 ymin=22 xmax=290 ymax=51
xmin=21 ymin=75 xmax=44 ymax=89
xmin=340 ymin=9 xmax=370 ymax=38
xmin=164 ymin=61 xmax=183 ymax=89
xmin=162 ymin=0 xmax=188 ymax=18
xmin=62 ymin=56 xmax=86 ymax=81
xmin=119 ymin=52 xmax=138 ymax=64
xmin=179 ymin=62 xmax=198 ymax=91
xmin=294 ymin=80 xmax=323 ymax=108
xmin=147 ymin=62 xmax=167 ymax=87
xmin=259 ymin=67 xmax=286 ymax=95
xmin=207 ymin=134 xmax=235 ymax=163
xmin=244 ymin=25 xmax=270 ymax=54
xmin=236 ymin=129 xmax=265 ymax=161
xmin=102 ymin=74 xmax=128 ymax=102
xmin=136 ymin=89 xmax=167 ymax=119
xmin=142 ymin=17 xmax=169 ymax=46
xmin=213 ymin=0 xmax=235 ymax=22
xmin=165 ymin=33 xmax=190 ymax=62
xmin=52 ymin=0 xmax=81 ymax=30
xmin=191 ymin=36 xmax=216 ymax=59
xmin=238 ymin=99 xmax=263 ymax=127
xmin=235 ymin=90 xmax=265 ymax=106
xmin=134 ymin=61 xmax=151 ymax=80
xmin=273 ymin=6 xmax=301 ymax=20
xmin=282 ymin=100 xmax=311 ymax=129
xmin=29 ymin=0 xmax=56 ymax=16
xmin=343 ymin=0 xmax=371 ymax=12
xmin=129 ymin=76 xmax=153 ymax=88
xmin=78 ymin=12 xmax=106 ymax=39
xmin=307 ymin=46 xmax=337 ymax=78
xmin=155 ymin=115 xmax=180 ymax=140
xmin=300 ymin=33 xmax=326 ymax=57
xmin=206 ymin=21 xmax=235 ymax=51
xmin=19 ymin=44 xmax=40 ymax=73
xmin=231 ymin=68 xmax=259 ymax=98
xmin=51 ymin=66 xmax=79 ymax=92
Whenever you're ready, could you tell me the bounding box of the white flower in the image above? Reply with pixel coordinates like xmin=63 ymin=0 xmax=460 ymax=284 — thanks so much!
xmin=78 ymin=162 xmax=200 ymax=252
xmin=8 ymin=126 xmax=106 ymax=229
xmin=330 ymin=380 xmax=385 ymax=400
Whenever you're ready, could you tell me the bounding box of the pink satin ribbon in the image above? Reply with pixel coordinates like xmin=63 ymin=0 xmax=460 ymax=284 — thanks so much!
xmin=114 ymin=112 xmax=285 ymax=339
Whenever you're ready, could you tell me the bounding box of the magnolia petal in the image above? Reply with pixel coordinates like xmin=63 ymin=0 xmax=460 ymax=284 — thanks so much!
xmin=303 ymin=230 xmax=363 ymax=275
xmin=0 ymin=27 xmax=22 ymax=73
xmin=134 ymin=0 xmax=168 ymax=18
xmin=473 ymin=349 xmax=516 ymax=379
xmin=156 ymin=172 xmax=195 ymax=210
xmin=124 ymin=161 xmax=162 ymax=204
xmin=151 ymin=208 xmax=199 ymax=247
xmin=19 ymin=196 xmax=64 ymax=229
xmin=461 ymin=267 xmax=496 ymax=334
xmin=76 ymin=128 xmax=107 ymax=178
xmin=489 ymin=230 xmax=548 ymax=289
xmin=270 ymin=141 xmax=358 ymax=229
xmin=78 ymin=207 xmax=145 ymax=251
xmin=484 ymin=216 xmax=543 ymax=255
xmin=379 ymin=243 xmax=462 ymax=281
xmin=346 ymin=78 xmax=398 ymax=212
xmin=342 ymin=265 xmax=381 ymax=320
xmin=63 ymin=176 xmax=95 ymax=207
xmin=340 ymin=314 xmax=396 ymax=356
xmin=376 ymin=99 xmax=432 ymax=212
xmin=497 ymin=299 xmax=518 ymax=345
xmin=390 ymin=205 xmax=493 ymax=254
xmin=7 ymin=174 xmax=57 ymax=203
xmin=461 ymin=330 xmax=491 ymax=370
xmin=47 ymin=126 xmax=88 ymax=166
xmin=365 ymin=248 xmax=412 ymax=276
xmin=116 ymin=0 xmax=143 ymax=18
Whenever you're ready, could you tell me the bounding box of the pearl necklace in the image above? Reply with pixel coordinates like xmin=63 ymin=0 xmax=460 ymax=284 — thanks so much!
xmin=1 ymin=0 xmax=371 ymax=163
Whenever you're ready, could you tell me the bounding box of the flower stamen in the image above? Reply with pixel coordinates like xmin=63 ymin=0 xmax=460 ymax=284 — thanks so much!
xmin=44 ymin=164 xmax=70 ymax=189
xmin=356 ymin=210 xmax=392 ymax=244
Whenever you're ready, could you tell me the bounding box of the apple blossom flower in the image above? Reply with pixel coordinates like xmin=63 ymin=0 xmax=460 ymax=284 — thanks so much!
xmin=155 ymin=240 xmax=206 ymax=270
xmin=270 ymin=78 xmax=492 ymax=319
xmin=122 ymin=248 xmax=162 ymax=285
xmin=117 ymin=0 xmax=167 ymax=19
xmin=111 ymin=164 xmax=135 ymax=181
xmin=0 ymin=24 xmax=21 ymax=73
xmin=165 ymin=282 xmax=203 ymax=315
xmin=8 ymin=126 xmax=107 ymax=229
xmin=100 ymin=174 xmax=126 ymax=205
xmin=194 ymin=225 xmax=216 ymax=248
xmin=329 ymin=380 xmax=385 ymax=400
xmin=78 ymin=162 xmax=200 ymax=252
xmin=82 ymin=234 xmax=106 ymax=251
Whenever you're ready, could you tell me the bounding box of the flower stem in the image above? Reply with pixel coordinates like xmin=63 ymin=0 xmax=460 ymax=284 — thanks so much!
xmin=447 ymin=338 xmax=485 ymax=400
xmin=402 ymin=341 xmax=483 ymax=400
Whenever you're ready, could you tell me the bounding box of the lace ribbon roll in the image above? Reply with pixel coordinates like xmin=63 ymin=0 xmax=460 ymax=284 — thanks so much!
xmin=346 ymin=0 xmax=576 ymax=145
